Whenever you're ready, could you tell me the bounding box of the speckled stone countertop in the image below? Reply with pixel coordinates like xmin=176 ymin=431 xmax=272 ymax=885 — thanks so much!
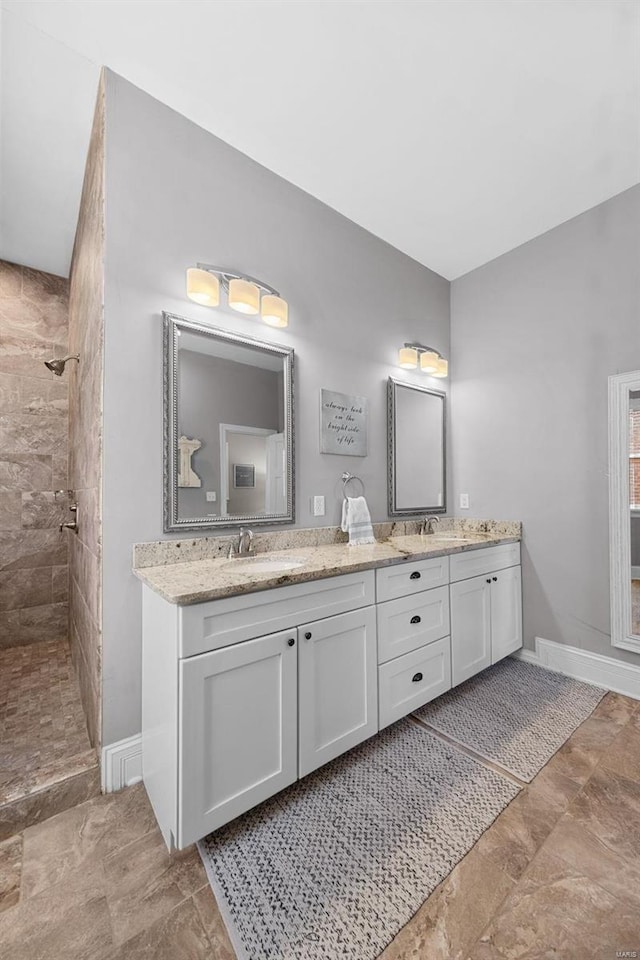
xmin=133 ymin=524 xmax=521 ymax=605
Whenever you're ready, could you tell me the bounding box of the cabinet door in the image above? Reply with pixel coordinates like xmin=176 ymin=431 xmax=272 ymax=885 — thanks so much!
xmin=450 ymin=574 xmax=492 ymax=686
xmin=491 ymin=565 xmax=523 ymax=663
xmin=298 ymin=606 xmax=378 ymax=777
xmin=178 ymin=629 xmax=297 ymax=847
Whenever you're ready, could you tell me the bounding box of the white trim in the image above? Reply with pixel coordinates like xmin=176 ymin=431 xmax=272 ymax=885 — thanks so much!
xmin=101 ymin=734 xmax=143 ymax=792
xmin=609 ymin=371 xmax=640 ymax=655
xmin=512 ymin=637 xmax=640 ymax=700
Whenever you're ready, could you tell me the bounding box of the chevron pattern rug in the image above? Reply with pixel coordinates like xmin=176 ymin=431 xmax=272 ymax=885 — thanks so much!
xmin=199 ymin=718 xmax=519 ymax=960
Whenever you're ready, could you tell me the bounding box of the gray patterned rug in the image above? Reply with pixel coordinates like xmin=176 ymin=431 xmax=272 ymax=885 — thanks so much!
xmin=413 ymin=658 xmax=606 ymax=781
xmin=198 ymin=718 xmax=519 ymax=960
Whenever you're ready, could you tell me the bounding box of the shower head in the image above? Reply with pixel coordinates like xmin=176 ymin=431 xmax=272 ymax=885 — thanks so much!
xmin=44 ymin=355 xmax=79 ymax=377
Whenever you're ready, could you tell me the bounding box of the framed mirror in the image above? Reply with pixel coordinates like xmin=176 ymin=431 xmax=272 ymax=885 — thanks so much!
xmin=163 ymin=312 xmax=294 ymax=531
xmin=388 ymin=376 xmax=446 ymax=516
xmin=609 ymin=370 xmax=640 ymax=653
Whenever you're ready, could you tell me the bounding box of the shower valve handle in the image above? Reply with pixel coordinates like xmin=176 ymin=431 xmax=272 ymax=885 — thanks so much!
xmin=60 ymin=521 xmax=78 ymax=533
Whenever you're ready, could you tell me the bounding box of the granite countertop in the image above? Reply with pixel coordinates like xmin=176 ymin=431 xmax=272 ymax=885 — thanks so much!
xmin=133 ymin=531 xmax=520 ymax=605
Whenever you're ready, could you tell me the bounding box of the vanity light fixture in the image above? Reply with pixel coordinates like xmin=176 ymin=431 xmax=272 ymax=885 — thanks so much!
xmin=186 ymin=263 xmax=289 ymax=328
xmin=397 ymin=342 xmax=448 ymax=378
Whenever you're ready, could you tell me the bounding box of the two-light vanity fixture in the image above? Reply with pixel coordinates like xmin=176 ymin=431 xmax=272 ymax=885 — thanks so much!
xmin=186 ymin=264 xmax=288 ymax=328
xmin=398 ymin=342 xmax=448 ymax=378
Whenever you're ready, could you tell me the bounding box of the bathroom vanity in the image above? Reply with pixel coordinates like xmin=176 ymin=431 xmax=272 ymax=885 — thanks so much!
xmin=137 ymin=532 xmax=522 ymax=849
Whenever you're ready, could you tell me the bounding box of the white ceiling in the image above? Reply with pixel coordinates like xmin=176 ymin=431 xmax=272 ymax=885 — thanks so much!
xmin=1 ymin=0 xmax=639 ymax=280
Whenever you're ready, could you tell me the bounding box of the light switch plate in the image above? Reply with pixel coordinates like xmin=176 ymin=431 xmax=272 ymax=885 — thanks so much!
xmin=206 ymin=491 xmax=217 ymax=502
xmin=313 ymin=495 xmax=325 ymax=517
xmin=459 ymin=493 xmax=470 ymax=509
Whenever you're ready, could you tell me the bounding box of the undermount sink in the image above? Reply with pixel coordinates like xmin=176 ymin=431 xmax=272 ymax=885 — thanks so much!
xmin=424 ymin=534 xmax=473 ymax=542
xmin=223 ymin=555 xmax=307 ymax=574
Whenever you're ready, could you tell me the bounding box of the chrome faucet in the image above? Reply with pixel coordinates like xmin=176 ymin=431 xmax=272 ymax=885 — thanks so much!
xmin=228 ymin=527 xmax=255 ymax=559
xmin=421 ymin=515 xmax=440 ymax=536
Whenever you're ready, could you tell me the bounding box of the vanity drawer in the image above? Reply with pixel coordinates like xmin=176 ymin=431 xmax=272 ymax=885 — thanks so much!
xmin=449 ymin=543 xmax=520 ymax=583
xmin=376 ymin=556 xmax=449 ymax=603
xmin=378 ymin=637 xmax=451 ymax=730
xmin=377 ymin=586 xmax=450 ymax=664
xmin=179 ymin=570 xmax=375 ymax=658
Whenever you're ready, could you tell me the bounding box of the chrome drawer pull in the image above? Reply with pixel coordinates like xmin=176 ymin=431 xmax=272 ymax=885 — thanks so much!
xmin=410 ymin=615 xmax=421 ymax=624
xmin=409 ymin=571 xmax=421 ymax=580
xmin=412 ymin=672 xmax=423 ymax=683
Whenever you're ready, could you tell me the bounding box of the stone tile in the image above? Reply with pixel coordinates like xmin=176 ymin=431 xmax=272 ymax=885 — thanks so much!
xmin=109 ymin=898 xmax=212 ymax=960
xmin=19 ymin=376 xmax=68 ymax=419
xmin=568 ymin=766 xmax=640 ymax=864
xmin=21 ymin=491 xmax=70 ymax=529
xmin=0 ymin=529 xmax=67 ymax=572
xmin=0 ymin=566 xmax=52 ymax=611
xmin=0 ymin=374 xmax=22 ymax=414
xmin=548 ymin=812 xmax=640 ymax=909
xmin=0 ymin=859 xmax=112 ymax=960
xmin=0 ymin=454 xmax=52 ymax=493
xmin=379 ymin=844 xmax=514 ymax=960
xmin=52 ymin=448 xmax=68 ymax=488
xmin=70 ymin=573 xmax=101 ymax=685
xmin=75 ymin=485 xmax=101 ymax=556
xmin=69 ymin=534 xmax=100 ymax=622
xmin=0 ymin=262 xmax=22 ymax=297
xmin=467 ymin=848 xmax=640 ymax=960
xmin=0 ymin=413 xmax=63 ymax=456
xmin=599 ymin=720 xmax=640 ymax=783
xmin=589 ymin=690 xmax=638 ymax=726
xmin=20 ymin=783 xmax=156 ymax=897
xmin=0 ymin=766 xmax=100 ymax=842
xmin=0 ymin=493 xmax=21 ymax=529
xmin=52 ymin=564 xmax=69 ymax=603
xmin=0 ymin=834 xmax=22 ymax=913
xmin=191 ymin=885 xmax=236 ymax=959
xmin=103 ymin=832 xmax=208 ymax=945
xmin=473 ymin=774 xmax=570 ymax=883
xmin=0 ymin=602 xmax=67 ymax=648
xmin=21 ymin=266 xmax=68 ymax=306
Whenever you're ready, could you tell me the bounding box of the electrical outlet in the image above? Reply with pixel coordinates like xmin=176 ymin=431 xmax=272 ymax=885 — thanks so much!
xmin=206 ymin=491 xmax=217 ymax=502
xmin=313 ymin=495 xmax=325 ymax=517
xmin=459 ymin=493 xmax=470 ymax=509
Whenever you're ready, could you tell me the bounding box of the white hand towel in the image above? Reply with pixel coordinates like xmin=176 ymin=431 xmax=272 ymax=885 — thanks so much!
xmin=341 ymin=495 xmax=375 ymax=545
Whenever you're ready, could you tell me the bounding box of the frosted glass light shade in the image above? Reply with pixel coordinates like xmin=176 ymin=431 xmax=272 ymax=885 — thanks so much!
xmin=398 ymin=347 xmax=418 ymax=369
xmin=419 ymin=350 xmax=440 ymax=373
xmin=186 ymin=268 xmax=219 ymax=306
xmin=432 ymin=357 xmax=449 ymax=378
xmin=228 ymin=278 xmax=260 ymax=315
xmin=261 ymin=294 xmax=288 ymax=328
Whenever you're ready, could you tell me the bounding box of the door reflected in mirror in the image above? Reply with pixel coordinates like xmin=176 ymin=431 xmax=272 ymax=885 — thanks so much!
xmin=164 ymin=313 xmax=294 ymax=531
xmin=388 ymin=377 xmax=446 ymax=516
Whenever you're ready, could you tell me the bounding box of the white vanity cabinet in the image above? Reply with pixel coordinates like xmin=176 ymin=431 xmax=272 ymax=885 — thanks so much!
xmin=449 ymin=543 xmax=522 ymax=686
xmin=141 ymin=540 xmax=522 ymax=850
xmin=298 ymin=607 xmax=377 ymax=777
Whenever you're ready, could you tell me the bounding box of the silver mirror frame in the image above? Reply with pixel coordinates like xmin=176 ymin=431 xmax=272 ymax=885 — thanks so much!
xmin=163 ymin=311 xmax=295 ymax=532
xmin=387 ymin=376 xmax=446 ymax=517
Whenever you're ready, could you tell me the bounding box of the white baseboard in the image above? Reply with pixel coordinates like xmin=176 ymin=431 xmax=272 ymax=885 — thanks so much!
xmin=512 ymin=637 xmax=640 ymax=700
xmin=102 ymin=734 xmax=143 ymax=792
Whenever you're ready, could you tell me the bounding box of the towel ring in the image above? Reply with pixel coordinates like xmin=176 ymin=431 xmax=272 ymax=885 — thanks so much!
xmin=341 ymin=472 xmax=365 ymax=498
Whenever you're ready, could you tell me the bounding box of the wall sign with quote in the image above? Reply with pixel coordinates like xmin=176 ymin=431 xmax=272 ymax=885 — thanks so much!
xmin=320 ymin=389 xmax=368 ymax=457
xmin=233 ymin=463 xmax=256 ymax=488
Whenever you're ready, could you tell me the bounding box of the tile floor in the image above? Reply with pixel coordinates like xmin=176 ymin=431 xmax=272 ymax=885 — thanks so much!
xmin=0 ymin=691 xmax=639 ymax=959
xmin=0 ymin=638 xmax=100 ymax=839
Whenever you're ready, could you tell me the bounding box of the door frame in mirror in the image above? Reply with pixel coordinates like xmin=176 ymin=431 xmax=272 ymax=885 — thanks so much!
xmin=387 ymin=376 xmax=446 ymax=518
xmin=163 ymin=311 xmax=295 ymax=532
xmin=609 ymin=369 xmax=640 ymax=654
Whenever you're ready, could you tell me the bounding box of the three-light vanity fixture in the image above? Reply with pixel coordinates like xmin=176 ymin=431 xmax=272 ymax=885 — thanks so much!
xmin=186 ymin=264 xmax=288 ymax=328
xmin=398 ymin=342 xmax=448 ymax=378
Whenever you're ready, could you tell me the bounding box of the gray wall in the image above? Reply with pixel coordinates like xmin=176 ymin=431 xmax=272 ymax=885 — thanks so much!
xmin=450 ymin=185 xmax=640 ymax=664
xmin=102 ymin=71 xmax=449 ymax=744
xmin=177 ymin=350 xmax=281 ymax=519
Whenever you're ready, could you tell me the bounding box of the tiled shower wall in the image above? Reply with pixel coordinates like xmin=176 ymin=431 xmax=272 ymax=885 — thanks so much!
xmin=0 ymin=260 xmax=70 ymax=648
xmin=68 ymin=78 xmax=105 ymax=750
